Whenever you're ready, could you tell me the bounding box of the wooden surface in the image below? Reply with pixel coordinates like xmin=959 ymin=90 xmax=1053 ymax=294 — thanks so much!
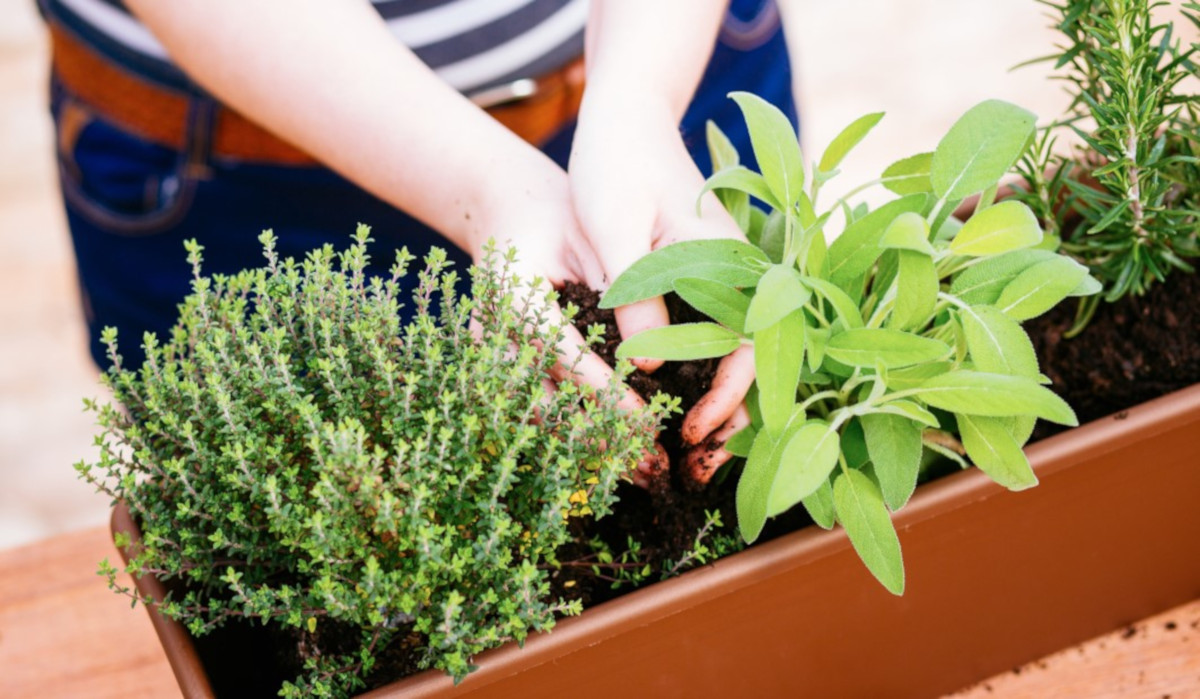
xmin=0 ymin=526 xmax=178 ymax=698
xmin=0 ymin=525 xmax=1196 ymax=698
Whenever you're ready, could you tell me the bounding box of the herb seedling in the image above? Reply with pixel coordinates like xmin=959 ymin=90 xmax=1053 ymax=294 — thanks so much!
xmin=79 ymin=227 xmax=669 ymax=696
xmin=603 ymin=94 xmax=1098 ymax=594
xmin=1015 ymin=0 xmax=1200 ymax=332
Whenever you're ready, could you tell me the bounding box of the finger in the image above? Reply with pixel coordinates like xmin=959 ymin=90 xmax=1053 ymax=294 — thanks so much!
xmin=634 ymin=443 xmax=670 ymax=491
xmin=686 ymin=404 xmax=751 ymax=486
xmin=612 ymin=297 xmax=670 ymax=374
xmin=548 ymin=321 xmax=646 ymax=414
xmin=681 ymin=345 xmax=756 ymax=446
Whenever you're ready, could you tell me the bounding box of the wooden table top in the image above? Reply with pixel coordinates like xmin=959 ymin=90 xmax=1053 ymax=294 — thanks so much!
xmin=1 ymin=525 xmax=1196 ymax=698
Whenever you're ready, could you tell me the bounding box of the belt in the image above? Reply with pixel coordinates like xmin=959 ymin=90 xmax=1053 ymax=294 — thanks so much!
xmin=49 ymin=23 xmax=585 ymax=165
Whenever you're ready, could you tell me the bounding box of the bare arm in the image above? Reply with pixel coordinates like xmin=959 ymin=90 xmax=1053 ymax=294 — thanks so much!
xmin=125 ymin=0 xmax=559 ymax=259
xmin=571 ymin=0 xmax=757 ymax=484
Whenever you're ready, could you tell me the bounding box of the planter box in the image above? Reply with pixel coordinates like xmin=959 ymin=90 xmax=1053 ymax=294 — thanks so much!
xmin=115 ymin=383 xmax=1200 ymax=698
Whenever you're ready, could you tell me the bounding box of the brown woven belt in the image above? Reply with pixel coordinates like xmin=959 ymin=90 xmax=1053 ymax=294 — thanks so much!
xmin=49 ymin=22 xmax=586 ymax=165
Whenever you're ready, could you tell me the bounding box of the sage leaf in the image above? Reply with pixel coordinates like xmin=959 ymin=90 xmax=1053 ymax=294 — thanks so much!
xmin=819 ymin=111 xmax=884 ymax=173
xmin=1068 ymin=274 xmax=1103 ymax=297
xmin=881 ymin=154 xmax=933 ymax=197
xmin=833 ymin=469 xmax=905 ymax=595
xmin=759 ymin=210 xmax=787 ymax=263
xmin=725 ymin=424 xmax=757 ymax=458
xmin=699 ymin=165 xmax=782 ymax=212
xmin=871 ymin=399 xmax=939 ymax=428
xmin=772 ymin=420 xmax=841 ymax=513
xmin=886 ymin=362 xmax=953 ymax=390
xmin=958 ymin=304 xmax=1039 ymax=378
xmin=706 ymin=119 xmax=740 ymax=170
xmin=602 ymin=240 xmax=768 ymax=308
xmin=825 ymin=328 xmax=951 ymax=368
xmin=880 ymin=212 xmax=935 ymax=255
xmin=754 ymin=310 xmax=806 ymax=431
xmin=673 ymin=277 xmax=751 ymax=332
xmin=616 ymin=323 xmax=741 ymax=361
xmin=802 ymin=477 xmax=836 ymax=529
xmin=826 ymin=194 xmax=930 ymax=288
xmin=958 ymin=414 xmax=1037 ymax=490
xmin=996 ymin=257 xmax=1088 ymax=321
xmin=744 ymin=264 xmax=811 ymax=333
xmin=931 ymin=100 xmax=1036 ymax=201
xmin=949 ymin=200 xmax=1043 ymax=257
xmin=913 ymin=370 xmax=1078 ymax=425
xmin=736 ymin=429 xmax=778 ymax=543
xmin=729 ymin=91 xmax=805 ymax=207
xmin=889 ymin=251 xmax=938 ymax=331
xmin=801 ymin=276 xmax=865 ymax=328
xmin=805 ymin=321 xmax=830 ymax=372
xmin=949 ymin=249 xmax=1059 ymax=305
xmin=862 ymin=413 xmax=923 ymax=510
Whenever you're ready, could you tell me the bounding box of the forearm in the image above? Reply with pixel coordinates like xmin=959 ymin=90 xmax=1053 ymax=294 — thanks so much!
xmin=583 ymin=0 xmax=727 ymax=120
xmin=125 ymin=0 xmax=557 ymax=257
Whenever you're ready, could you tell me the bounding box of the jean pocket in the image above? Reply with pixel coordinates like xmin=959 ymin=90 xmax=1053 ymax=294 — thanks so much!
xmin=54 ymin=90 xmax=200 ymax=237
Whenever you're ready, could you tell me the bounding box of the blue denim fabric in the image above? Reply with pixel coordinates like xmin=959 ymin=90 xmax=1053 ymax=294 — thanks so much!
xmin=51 ymin=0 xmax=797 ymax=370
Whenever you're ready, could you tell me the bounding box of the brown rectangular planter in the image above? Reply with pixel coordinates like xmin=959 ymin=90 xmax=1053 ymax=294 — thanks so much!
xmin=114 ymin=382 xmax=1200 ymax=698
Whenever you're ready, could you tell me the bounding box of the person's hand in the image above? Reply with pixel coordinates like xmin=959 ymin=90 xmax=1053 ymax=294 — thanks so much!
xmin=569 ymin=100 xmax=755 ymax=486
xmin=471 ymin=155 xmax=670 ymax=487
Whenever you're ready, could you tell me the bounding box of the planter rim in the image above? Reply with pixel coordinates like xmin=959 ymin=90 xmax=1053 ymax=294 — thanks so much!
xmin=111 ymin=381 xmax=1200 ymax=698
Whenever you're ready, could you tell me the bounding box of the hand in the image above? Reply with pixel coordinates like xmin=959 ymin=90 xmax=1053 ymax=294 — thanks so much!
xmin=472 ymin=155 xmax=670 ymax=485
xmin=569 ymin=100 xmax=755 ymax=485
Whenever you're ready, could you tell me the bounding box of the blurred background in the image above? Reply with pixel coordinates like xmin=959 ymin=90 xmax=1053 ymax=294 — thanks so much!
xmin=0 ymin=0 xmax=1130 ymax=548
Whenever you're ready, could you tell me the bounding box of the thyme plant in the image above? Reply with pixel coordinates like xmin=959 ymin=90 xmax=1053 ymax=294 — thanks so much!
xmin=604 ymin=94 xmax=1096 ymax=594
xmin=78 ymin=227 xmax=667 ymax=697
xmin=1017 ymin=0 xmax=1200 ymax=331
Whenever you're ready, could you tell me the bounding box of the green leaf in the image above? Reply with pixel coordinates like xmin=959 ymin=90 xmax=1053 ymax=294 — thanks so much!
xmin=801 ymin=478 xmax=836 ymax=529
xmin=602 ymin=240 xmax=768 ymax=308
xmin=833 ymin=469 xmax=905 ymax=595
xmin=725 ymin=424 xmax=757 ymax=458
xmin=759 ymin=210 xmax=787 ymax=263
xmin=1068 ymin=274 xmax=1103 ymax=297
xmin=888 ymin=251 xmax=938 ymax=331
xmin=744 ymin=265 xmax=811 ymax=333
xmin=616 ymin=323 xmax=741 ymax=361
xmin=819 ymin=111 xmax=884 ymax=173
xmin=880 ymin=212 xmax=934 ymax=254
xmin=949 ymin=201 xmax=1043 ymax=257
xmin=673 ymin=277 xmax=751 ymax=332
xmin=995 ymin=257 xmax=1088 ymax=321
xmin=771 ymin=420 xmax=841 ymax=513
xmin=736 ymin=430 xmax=777 ymax=543
xmin=913 ymin=370 xmax=1078 ymax=425
xmin=827 ymin=194 xmax=930 ymax=288
xmin=754 ymin=310 xmax=806 ymax=431
xmin=699 ymin=165 xmax=782 ymax=212
xmin=958 ymin=304 xmax=1039 ymax=378
xmin=881 ymin=152 xmax=933 ymax=195
xmin=861 ymin=413 xmax=923 ymax=510
xmin=949 ymin=249 xmax=1059 ymax=305
xmin=729 ymin=91 xmax=804 ymax=207
xmin=870 ymin=399 xmax=939 ymax=428
xmin=801 ymin=277 xmax=865 ymax=328
xmin=957 ymin=414 xmax=1037 ymax=490
xmin=706 ymin=119 xmax=740 ymax=170
xmin=886 ymin=362 xmax=952 ymax=390
xmin=825 ymin=328 xmax=950 ymax=368
xmin=931 ymin=100 xmax=1036 ymax=201
xmin=804 ymin=321 xmax=830 ymax=373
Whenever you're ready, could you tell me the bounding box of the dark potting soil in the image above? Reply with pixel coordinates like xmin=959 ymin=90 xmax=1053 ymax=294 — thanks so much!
xmin=1026 ymin=268 xmax=1200 ymax=439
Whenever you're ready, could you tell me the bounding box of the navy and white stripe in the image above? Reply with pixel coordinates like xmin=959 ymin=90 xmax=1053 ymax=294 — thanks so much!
xmin=40 ymin=0 xmax=587 ymax=96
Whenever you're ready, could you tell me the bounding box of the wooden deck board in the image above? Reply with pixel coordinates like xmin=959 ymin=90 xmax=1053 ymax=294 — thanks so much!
xmin=2 ymin=524 xmax=1197 ymax=698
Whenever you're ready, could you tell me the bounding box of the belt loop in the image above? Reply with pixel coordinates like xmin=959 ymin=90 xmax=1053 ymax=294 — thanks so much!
xmin=183 ymin=96 xmax=216 ymax=179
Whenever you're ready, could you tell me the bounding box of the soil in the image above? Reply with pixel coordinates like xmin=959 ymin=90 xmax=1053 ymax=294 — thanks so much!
xmin=1025 ymin=268 xmax=1200 ymax=439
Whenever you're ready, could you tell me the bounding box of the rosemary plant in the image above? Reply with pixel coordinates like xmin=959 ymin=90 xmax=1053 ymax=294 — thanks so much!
xmin=1018 ymin=0 xmax=1200 ymax=332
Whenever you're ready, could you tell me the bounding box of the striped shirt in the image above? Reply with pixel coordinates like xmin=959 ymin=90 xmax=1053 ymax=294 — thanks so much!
xmin=40 ymin=0 xmax=588 ymax=97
